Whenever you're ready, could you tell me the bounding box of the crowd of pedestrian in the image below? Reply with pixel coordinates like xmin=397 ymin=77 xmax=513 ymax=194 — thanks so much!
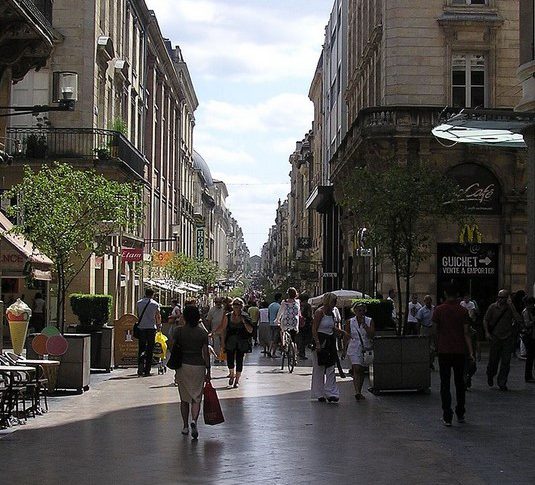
xmin=134 ymin=283 xmax=535 ymax=439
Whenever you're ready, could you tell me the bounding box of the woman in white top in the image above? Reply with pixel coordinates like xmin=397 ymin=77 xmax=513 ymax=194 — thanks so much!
xmin=343 ymin=302 xmax=375 ymax=400
xmin=311 ymin=292 xmax=347 ymax=402
xmin=258 ymin=302 xmax=271 ymax=355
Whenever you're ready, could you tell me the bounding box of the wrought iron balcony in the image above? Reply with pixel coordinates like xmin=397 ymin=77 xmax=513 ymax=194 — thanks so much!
xmin=5 ymin=127 xmax=147 ymax=179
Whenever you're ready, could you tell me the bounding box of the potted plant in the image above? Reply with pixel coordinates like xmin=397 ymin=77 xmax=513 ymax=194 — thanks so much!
xmin=93 ymin=147 xmax=110 ymax=160
xmin=70 ymin=294 xmax=114 ymax=371
xmin=26 ymin=134 xmax=47 ymax=158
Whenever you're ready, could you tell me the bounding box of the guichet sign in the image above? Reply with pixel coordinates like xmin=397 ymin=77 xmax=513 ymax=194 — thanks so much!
xmin=437 ymin=243 xmax=498 ymax=279
xmin=121 ymin=247 xmax=143 ymax=263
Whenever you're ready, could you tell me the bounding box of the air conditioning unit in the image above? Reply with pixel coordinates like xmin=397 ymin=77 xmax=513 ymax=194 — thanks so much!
xmin=194 ymin=204 xmax=203 ymax=216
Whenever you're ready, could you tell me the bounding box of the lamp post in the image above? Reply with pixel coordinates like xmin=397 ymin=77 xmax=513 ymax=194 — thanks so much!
xmin=0 ymin=71 xmax=78 ymax=117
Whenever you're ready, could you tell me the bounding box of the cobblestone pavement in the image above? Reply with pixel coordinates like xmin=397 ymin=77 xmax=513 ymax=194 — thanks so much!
xmin=2 ymin=347 xmax=535 ymax=485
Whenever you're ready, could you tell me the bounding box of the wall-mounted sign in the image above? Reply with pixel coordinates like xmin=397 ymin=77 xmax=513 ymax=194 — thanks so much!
xmin=323 ymin=272 xmax=337 ymax=278
xmin=152 ymin=251 xmax=174 ymax=267
xmin=437 ymin=243 xmax=498 ymax=279
xmin=297 ymin=237 xmax=312 ymax=249
xmin=447 ymin=163 xmax=501 ymax=214
xmin=196 ymin=226 xmax=205 ymax=260
xmin=121 ymin=247 xmax=143 ymax=263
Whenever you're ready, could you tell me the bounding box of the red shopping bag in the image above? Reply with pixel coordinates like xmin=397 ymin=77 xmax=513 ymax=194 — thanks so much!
xmin=203 ymin=381 xmax=225 ymax=425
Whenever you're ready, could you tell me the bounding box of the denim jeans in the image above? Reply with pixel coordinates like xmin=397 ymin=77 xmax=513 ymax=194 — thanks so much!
xmin=438 ymin=353 xmax=466 ymax=421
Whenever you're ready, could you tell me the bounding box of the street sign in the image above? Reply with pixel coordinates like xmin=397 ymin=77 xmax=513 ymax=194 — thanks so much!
xmin=322 ymin=272 xmax=337 ymax=278
xmin=356 ymin=248 xmax=372 ymax=257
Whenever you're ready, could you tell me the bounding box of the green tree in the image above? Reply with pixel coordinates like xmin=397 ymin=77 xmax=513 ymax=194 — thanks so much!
xmin=192 ymin=259 xmax=220 ymax=290
xmin=5 ymin=163 xmax=143 ymax=331
xmin=162 ymin=253 xmax=198 ymax=283
xmin=336 ymin=161 xmax=465 ymax=333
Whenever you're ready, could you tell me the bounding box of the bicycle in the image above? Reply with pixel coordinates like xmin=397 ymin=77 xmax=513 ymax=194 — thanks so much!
xmin=280 ymin=329 xmax=297 ymax=373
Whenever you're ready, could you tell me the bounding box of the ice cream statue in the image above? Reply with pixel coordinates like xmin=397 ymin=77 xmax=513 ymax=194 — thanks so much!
xmin=7 ymin=298 xmax=32 ymax=355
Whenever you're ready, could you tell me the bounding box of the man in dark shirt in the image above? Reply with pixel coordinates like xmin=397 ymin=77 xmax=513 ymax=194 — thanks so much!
xmin=432 ymin=284 xmax=474 ymax=426
xmin=483 ymin=289 xmax=522 ymax=391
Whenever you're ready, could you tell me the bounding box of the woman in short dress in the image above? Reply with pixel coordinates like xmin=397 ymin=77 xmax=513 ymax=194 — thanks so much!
xmin=173 ymin=305 xmax=210 ymax=439
xmin=343 ymin=301 xmax=375 ymax=401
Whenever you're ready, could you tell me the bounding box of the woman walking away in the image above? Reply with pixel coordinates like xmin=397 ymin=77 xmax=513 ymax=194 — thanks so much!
xmin=311 ymin=292 xmax=346 ymax=402
xmin=213 ymin=297 xmax=253 ymax=388
xmin=173 ymin=305 xmax=211 ymax=439
xmin=343 ymin=302 xmax=375 ymax=400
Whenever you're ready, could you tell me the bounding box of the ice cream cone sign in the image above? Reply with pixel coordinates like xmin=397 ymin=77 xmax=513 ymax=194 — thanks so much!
xmin=7 ymin=298 xmax=32 ymax=355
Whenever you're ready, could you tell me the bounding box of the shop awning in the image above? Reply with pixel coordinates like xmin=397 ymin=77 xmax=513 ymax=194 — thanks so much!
xmin=432 ymin=109 xmax=535 ymax=148
xmin=144 ymin=279 xmax=186 ymax=294
xmin=0 ymin=212 xmax=53 ymax=267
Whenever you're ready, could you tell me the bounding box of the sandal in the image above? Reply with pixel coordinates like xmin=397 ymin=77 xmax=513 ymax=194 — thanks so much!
xmin=228 ymin=376 xmax=235 ymax=386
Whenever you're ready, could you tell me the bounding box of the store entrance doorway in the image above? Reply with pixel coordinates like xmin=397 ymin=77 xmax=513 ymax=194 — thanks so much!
xmin=437 ymin=243 xmax=500 ymax=315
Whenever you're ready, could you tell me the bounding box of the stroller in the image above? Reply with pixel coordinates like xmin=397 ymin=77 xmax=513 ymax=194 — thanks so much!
xmin=153 ymin=331 xmax=168 ymax=375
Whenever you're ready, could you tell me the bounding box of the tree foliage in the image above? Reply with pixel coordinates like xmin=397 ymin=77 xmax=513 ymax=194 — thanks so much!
xmin=336 ymin=160 xmax=466 ymax=332
xmin=5 ymin=163 xmax=143 ymax=330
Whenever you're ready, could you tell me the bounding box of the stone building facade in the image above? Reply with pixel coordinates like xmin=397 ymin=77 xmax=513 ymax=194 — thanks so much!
xmin=331 ymin=0 xmax=525 ymax=310
xmin=2 ymin=0 xmax=247 ymax=322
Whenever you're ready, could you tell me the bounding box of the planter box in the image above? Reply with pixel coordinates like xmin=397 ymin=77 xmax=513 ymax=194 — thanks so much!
xmin=87 ymin=326 xmax=114 ymax=372
xmin=369 ymin=335 xmax=430 ymax=394
xmin=56 ymin=334 xmax=91 ymax=393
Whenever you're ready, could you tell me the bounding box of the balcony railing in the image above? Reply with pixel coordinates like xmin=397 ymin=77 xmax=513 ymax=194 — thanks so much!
xmin=5 ymin=127 xmax=147 ymax=179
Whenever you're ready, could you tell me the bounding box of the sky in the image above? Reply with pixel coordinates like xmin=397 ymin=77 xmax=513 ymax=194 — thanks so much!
xmin=145 ymin=0 xmax=331 ymax=256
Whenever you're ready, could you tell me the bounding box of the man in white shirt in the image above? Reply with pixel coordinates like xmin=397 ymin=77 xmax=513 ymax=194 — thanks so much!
xmin=136 ymin=288 xmax=161 ymax=376
xmin=406 ymin=294 xmax=422 ymax=335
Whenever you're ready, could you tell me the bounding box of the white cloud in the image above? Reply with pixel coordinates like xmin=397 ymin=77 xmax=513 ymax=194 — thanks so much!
xmin=146 ymin=0 xmax=326 ymax=83
xmin=198 ymin=93 xmax=313 ymax=134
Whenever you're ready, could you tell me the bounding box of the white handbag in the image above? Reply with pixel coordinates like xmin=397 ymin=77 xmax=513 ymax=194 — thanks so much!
xmin=357 ymin=324 xmax=374 ymax=367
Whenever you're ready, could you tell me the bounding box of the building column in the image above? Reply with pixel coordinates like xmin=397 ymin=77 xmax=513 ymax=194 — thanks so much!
xmin=526 ymin=126 xmax=535 ymax=296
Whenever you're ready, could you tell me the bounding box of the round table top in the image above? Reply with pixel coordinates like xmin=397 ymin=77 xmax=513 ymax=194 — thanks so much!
xmin=18 ymin=359 xmax=60 ymax=366
xmin=0 ymin=365 xmax=36 ymax=372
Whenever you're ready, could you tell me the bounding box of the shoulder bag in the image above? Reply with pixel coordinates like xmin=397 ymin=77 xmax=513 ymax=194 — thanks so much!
xmin=487 ymin=306 xmax=509 ymax=334
xmin=167 ymin=327 xmax=182 ymax=370
xmin=357 ymin=321 xmax=374 ymax=367
xmin=133 ymin=299 xmax=152 ymax=339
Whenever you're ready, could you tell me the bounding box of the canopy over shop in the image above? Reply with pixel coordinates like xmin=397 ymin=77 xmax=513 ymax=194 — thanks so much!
xmin=0 ymin=212 xmax=53 ymax=332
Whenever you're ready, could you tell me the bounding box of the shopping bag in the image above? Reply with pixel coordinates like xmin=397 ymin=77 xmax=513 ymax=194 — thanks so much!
xmin=203 ymin=381 xmax=225 ymax=425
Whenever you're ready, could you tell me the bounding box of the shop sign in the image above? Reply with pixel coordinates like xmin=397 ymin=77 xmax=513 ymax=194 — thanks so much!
xmin=152 ymin=251 xmax=174 ymax=267
xmin=196 ymin=226 xmax=205 ymax=260
xmin=94 ymin=256 xmax=103 ymax=270
xmin=1 ymin=251 xmax=25 ymax=268
xmin=447 ymin=163 xmax=501 ymax=214
xmin=437 ymin=243 xmax=498 ymax=279
xmin=121 ymin=247 xmax=143 ymax=263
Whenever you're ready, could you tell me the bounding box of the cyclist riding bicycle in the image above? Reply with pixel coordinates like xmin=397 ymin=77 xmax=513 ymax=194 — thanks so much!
xmin=276 ymin=287 xmax=300 ymax=347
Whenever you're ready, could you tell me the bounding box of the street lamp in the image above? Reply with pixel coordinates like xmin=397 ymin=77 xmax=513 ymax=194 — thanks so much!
xmin=0 ymin=71 xmax=78 ymax=117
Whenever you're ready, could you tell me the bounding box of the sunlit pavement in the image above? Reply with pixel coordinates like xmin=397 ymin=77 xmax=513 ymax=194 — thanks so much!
xmin=2 ymin=347 xmax=535 ymax=485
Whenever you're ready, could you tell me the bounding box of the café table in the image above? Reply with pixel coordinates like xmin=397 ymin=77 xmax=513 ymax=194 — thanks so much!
xmin=17 ymin=359 xmax=60 ymax=394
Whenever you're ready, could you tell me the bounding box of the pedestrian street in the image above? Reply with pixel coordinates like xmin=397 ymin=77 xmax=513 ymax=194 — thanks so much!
xmin=1 ymin=347 xmax=535 ymax=485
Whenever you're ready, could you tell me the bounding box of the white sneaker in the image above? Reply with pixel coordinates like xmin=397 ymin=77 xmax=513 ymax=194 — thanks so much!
xmin=181 ymin=426 xmax=189 ymax=435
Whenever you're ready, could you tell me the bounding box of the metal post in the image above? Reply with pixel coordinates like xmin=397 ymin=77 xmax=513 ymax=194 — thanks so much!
xmin=526 ymin=127 xmax=535 ymax=296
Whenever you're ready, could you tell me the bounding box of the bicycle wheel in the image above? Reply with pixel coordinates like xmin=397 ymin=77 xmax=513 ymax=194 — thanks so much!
xmin=287 ymin=342 xmax=296 ymax=373
xmin=280 ymin=347 xmax=285 ymax=370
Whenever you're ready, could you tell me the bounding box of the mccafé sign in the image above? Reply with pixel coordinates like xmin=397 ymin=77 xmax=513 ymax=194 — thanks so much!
xmin=121 ymin=247 xmax=143 ymax=263
xmin=447 ymin=163 xmax=501 ymax=215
